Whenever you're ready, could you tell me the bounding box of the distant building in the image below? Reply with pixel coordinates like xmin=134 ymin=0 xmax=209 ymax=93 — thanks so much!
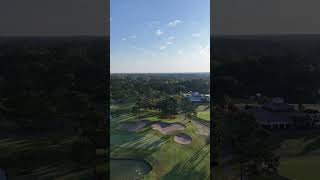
xmin=247 ymin=107 xmax=293 ymax=129
xmin=262 ymin=100 xmax=295 ymax=112
xmin=204 ymin=94 xmax=210 ymax=102
xmin=183 ymin=91 xmax=209 ymax=103
xmin=246 ymin=98 xmax=314 ymax=129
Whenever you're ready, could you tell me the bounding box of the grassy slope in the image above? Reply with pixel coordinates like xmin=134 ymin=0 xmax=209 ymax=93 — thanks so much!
xmin=276 ymin=132 xmax=320 ymax=180
xmin=197 ymin=111 xmax=210 ymax=121
xmin=196 ymin=105 xmax=210 ymax=122
xmin=280 ymin=156 xmax=320 ymax=180
xmin=110 ymin=103 xmax=210 ymax=180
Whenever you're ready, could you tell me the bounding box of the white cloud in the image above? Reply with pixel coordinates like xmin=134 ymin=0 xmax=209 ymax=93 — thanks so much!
xmin=155 ymin=29 xmax=163 ymax=36
xmin=192 ymin=33 xmax=201 ymax=37
xmin=129 ymin=35 xmax=137 ymax=38
xmin=133 ymin=47 xmax=144 ymax=51
xmin=168 ymin=20 xmax=182 ymax=27
xmin=168 ymin=36 xmax=175 ymax=41
xmin=166 ymin=41 xmax=173 ymax=45
xmin=122 ymin=38 xmax=127 ymax=41
xmin=178 ymin=50 xmax=183 ymax=55
xmin=160 ymin=46 xmax=167 ymax=50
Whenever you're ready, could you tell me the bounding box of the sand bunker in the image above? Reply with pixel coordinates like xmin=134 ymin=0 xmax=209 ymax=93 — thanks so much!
xmin=119 ymin=120 xmax=150 ymax=132
xmin=174 ymin=133 xmax=192 ymax=144
xmin=151 ymin=122 xmax=185 ymax=135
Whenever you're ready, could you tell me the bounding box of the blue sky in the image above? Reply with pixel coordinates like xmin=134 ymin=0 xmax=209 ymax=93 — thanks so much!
xmin=110 ymin=0 xmax=210 ymax=73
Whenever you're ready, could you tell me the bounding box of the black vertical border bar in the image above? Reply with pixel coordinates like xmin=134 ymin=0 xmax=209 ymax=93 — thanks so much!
xmin=106 ymin=0 xmax=111 ymax=179
xmin=210 ymin=0 xmax=214 ymax=179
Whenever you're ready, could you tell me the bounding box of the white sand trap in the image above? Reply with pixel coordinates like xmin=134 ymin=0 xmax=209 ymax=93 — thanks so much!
xmin=174 ymin=133 xmax=192 ymax=144
xmin=119 ymin=120 xmax=150 ymax=132
xmin=151 ymin=122 xmax=185 ymax=135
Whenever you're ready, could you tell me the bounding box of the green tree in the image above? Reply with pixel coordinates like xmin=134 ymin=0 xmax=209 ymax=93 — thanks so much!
xmin=225 ymin=112 xmax=279 ymax=179
xmin=159 ymin=96 xmax=178 ymax=119
xmin=179 ymin=97 xmax=196 ymax=120
xmin=131 ymin=105 xmax=140 ymax=119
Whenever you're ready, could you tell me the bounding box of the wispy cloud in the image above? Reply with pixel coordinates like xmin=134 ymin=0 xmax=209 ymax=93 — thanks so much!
xmin=168 ymin=20 xmax=182 ymax=27
xmin=178 ymin=50 xmax=183 ymax=55
xmin=168 ymin=36 xmax=175 ymax=41
xmin=160 ymin=46 xmax=167 ymax=50
xmin=155 ymin=29 xmax=163 ymax=36
xmin=192 ymin=33 xmax=201 ymax=37
xmin=166 ymin=41 xmax=173 ymax=45
xmin=122 ymin=38 xmax=127 ymax=41
xmin=129 ymin=35 xmax=137 ymax=38
xmin=132 ymin=46 xmax=155 ymax=57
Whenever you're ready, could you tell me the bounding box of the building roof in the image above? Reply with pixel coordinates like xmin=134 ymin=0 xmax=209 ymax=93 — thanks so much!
xmin=247 ymin=108 xmax=294 ymax=125
xmin=262 ymin=102 xmax=295 ymax=112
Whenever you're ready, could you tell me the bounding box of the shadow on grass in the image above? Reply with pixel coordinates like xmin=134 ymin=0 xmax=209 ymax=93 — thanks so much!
xmin=301 ymin=137 xmax=320 ymax=155
xmin=162 ymin=163 xmax=209 ymax=180
xmin=162 ymin=144 xmax=210 ymax=180
xmin=0 ymin=135 xmax=95 ymax=179
xmin=111 ymin=134 xmax=171 ymax=159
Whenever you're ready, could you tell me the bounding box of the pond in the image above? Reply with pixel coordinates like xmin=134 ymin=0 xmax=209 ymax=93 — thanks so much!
xmin=110 ymin=158 xmax=152 ymax=180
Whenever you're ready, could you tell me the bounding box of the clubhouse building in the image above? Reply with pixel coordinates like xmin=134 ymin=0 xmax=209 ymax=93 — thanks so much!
xmin=246 ymin=98 xmax=320 ymax=129
xmin=183 ymin=92 xmax=210 ymax=103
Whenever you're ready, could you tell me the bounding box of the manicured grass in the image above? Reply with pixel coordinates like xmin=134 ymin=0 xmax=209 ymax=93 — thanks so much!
xmin=275 ymin=133 xmax=320 ymax=156
xmin=197 ymin=111 xmax=210 ymax=121
xmin=146 ymin=114 xmax=187 ymax=123
xmin=145 ymin=122 xmax=210 ymax=180
xmin=213 ymin=130 xmax=320 ymax=180
xmin=279 ymin=156 xmax=320 ymax=180
xmin=196 ymin=105 xmax=209 ymax=111
xmin=111 ymin=103 xmax=210 ymax=179
xmin=196 ymin=104 xmax=210 ymax=121
xmin=0 ymin=134 xmax=96 ymax=179
xmin=276 ymin=133 xmax=320 ymax=180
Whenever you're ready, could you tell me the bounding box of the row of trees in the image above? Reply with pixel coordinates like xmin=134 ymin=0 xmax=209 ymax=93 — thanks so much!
xmin=131 ymin=94 xmax=197 ymax=120
xmin=111 ymin=74 xmax=210 ymax=102
xmin=213 ymin=55 xmax=320 ymax=103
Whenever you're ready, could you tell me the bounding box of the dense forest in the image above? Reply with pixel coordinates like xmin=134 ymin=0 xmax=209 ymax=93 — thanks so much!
xmin=213 ymin=35 xmax=320 ymax=103
xmin=111 ymin=73 xmax=210 ymax=118
xmin=111 ymin=73 xmax=210 ymax=101
xmin=0 ymin=37 xmax=108 ymax=130
xmin=0 ymin=37 xmax=108 ymax=178
xmin=212 ymin=35 xmax=320 ymax=180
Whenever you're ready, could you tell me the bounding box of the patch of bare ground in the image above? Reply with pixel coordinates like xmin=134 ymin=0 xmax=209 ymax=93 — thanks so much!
xmin=150 ymin=122 xmax=185 ymax=135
